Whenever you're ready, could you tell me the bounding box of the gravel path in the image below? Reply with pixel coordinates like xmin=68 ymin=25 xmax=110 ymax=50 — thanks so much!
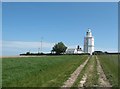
xmin=61 ymin=56 xmax=90 ymax=88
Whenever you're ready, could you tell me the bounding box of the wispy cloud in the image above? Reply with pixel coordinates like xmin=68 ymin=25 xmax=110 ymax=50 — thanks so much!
xmin=2 ymin=41 xmax=55 ymax=49
xmin=1 ymin=40 xmax=84 ymax=56
xmin=2 ymin=40 xmax=55 ymax=56
xmin=1 ymin=40 xmax=118 ymax=56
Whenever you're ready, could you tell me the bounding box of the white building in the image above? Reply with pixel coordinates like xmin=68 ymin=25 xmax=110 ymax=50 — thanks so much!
xmin=66 ymin=46 xmax=83 ymax=54
xmin=84 ymin=29 xmax=94 ymax=55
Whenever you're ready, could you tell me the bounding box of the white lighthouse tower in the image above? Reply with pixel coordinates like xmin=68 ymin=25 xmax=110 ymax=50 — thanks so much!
xmin=84 ymin=29 xmax=94 ymax=55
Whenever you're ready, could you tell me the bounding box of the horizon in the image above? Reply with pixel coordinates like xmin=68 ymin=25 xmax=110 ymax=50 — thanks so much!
xmin=2 ymin=2 xmax=118 ymax=56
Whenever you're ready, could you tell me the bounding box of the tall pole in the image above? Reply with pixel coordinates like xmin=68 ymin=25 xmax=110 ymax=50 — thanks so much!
xmin=41 ymin=37 xmax=43 ymax=53
xmin=29 ymin=50 xmax=30 ymax=53
xmin=38 ymin=48 xmax=40 ymax=54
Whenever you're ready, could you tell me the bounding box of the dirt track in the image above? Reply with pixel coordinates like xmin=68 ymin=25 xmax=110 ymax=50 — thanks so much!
xmin=62 ymin=55 xmax=112 ymax=88
xmin=78 ymin=56 xmax=95 ymax=87
xmin=61 ymin=56 xmax=90 ymax=88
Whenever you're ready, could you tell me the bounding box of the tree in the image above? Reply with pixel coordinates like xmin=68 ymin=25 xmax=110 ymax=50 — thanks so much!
xmin=26 ymin=52 xmax=30 ymax=55
xmin=52 ymin=42 xmax=67 ymax=54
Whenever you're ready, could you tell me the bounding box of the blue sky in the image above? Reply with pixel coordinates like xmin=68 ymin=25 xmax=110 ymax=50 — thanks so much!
xmin=2 ymin=2 xmax=118 ymax=56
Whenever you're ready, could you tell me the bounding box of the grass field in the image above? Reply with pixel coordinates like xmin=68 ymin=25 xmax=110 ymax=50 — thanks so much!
xmin=2 ymin=55 xmax=88 ymax=87
xmin=97 ymin=54 xmax=118 ymax=87
xmin=2 ymin=54 xmax=119 ymax=88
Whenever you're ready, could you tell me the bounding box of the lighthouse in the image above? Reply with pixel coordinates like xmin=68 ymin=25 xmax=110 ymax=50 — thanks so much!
xmin=84 ymin=29 xmax=94 ymax=55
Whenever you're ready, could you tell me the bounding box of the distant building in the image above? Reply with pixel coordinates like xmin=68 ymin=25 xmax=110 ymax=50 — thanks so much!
xmin=84 ymin=29 xmax=94 ymax=55
xmin=66 ymin=45 xmax=83 ymax=54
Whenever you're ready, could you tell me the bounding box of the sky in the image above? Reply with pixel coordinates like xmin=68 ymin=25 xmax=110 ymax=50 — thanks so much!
xmin=2 ymin=2 xmax=118 ymax=56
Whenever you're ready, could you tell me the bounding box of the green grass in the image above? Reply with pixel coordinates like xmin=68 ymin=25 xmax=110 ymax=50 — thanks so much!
xmin=97 ymin=54 xmax=118 ymax=87
xmin=2 ymin=55 xmax=88 ymax=87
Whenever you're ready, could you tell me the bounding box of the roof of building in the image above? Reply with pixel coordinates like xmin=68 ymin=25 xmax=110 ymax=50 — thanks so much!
xmin=66 ymin=48 xmax=82 ymax=52
xmin=66 ymin=49 xmax=76 ymax=51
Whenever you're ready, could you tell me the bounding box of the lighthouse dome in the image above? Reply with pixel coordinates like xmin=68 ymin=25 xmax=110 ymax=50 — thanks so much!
xmin=86 ymin=28 xmax=92 ymax=37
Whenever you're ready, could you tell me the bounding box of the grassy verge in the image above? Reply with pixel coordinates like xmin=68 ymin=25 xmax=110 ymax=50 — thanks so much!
xmin=2 ymin=55 xmax=88 ymax=87
xmin=97 ymin=54 xmax=118 ymax=87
